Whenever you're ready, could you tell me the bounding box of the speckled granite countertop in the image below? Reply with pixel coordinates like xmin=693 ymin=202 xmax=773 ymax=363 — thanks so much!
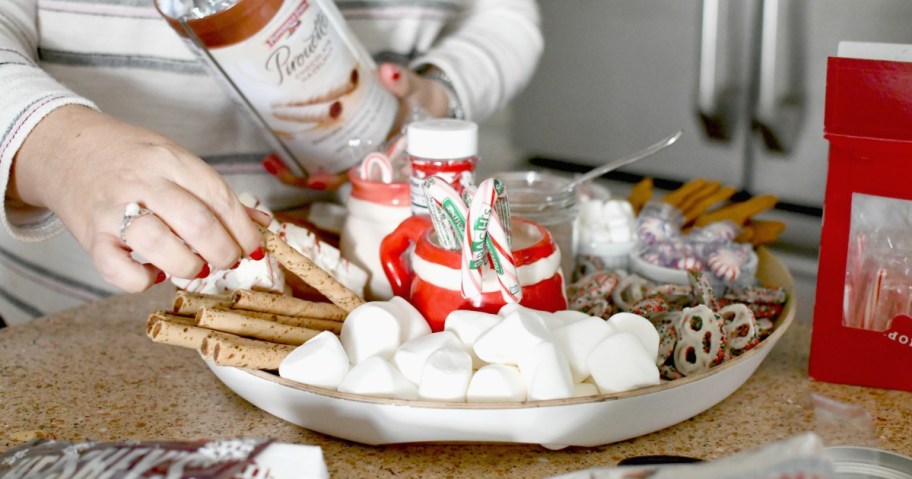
xmin=1 ymin=285 xmax=910 ymax=478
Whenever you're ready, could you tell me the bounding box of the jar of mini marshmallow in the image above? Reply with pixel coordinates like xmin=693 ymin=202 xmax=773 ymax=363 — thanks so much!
xmin=576 ymin=197 xmax=637 ymax=271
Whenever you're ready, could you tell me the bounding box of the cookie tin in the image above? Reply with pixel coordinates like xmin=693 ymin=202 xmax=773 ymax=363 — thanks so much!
xmin=825 ymin=446 xmax=912 ymax=479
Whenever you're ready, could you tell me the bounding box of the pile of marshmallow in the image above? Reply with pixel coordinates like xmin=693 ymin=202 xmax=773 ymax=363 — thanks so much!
xmin=578 ymin=198 xmax=637 ymax=247
xmin=278 ymin=298 xmax=662 ymax=402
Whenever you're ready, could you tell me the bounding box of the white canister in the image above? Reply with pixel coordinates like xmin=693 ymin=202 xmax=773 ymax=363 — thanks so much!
xmin=340 ymin=169 xmax=411 ymax=300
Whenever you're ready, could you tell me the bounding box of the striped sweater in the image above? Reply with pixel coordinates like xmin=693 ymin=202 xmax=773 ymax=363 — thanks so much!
xmin=0 ymin=0 xmax=542 ymax=325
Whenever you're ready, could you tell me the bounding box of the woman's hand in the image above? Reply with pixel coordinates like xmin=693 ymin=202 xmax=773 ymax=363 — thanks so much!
xmin=377 ymin=62 xmax=450 ymax=128
xmin=9 ymin=105 xmax=270 ymax=293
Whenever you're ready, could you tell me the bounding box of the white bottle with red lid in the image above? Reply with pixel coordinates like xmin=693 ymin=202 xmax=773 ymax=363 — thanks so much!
xmin=406 ymin=119 xmax=479 ymax=215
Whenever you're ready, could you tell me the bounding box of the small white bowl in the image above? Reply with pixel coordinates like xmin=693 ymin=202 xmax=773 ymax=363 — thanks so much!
xmin=629 ymin=250 xmax=689 ymax=284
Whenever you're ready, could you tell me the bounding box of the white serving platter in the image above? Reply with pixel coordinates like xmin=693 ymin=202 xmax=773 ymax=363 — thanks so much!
xmin=205 ymin=247 xmax=795 ymax=448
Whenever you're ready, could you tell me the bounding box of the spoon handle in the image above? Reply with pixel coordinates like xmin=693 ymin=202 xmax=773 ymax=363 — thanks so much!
xmin=565 ymin=130 xmax=683 ymax=191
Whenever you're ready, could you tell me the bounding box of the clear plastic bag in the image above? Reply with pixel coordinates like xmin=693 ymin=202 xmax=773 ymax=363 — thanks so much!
xmin=843 ymin=193 xmax=912 ymax=331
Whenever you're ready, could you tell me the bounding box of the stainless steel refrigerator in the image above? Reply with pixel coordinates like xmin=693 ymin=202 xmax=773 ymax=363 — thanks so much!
xmin=509 ymin=0 xmax=912 ymax=319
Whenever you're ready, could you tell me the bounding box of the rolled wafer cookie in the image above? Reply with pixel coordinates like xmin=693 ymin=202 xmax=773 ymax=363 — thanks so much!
xmin=231 ymin=289 xmax=346 ymax=321
xmin=627 ymin=177 xmax=654 ymax=215
xmin=200 ymin=334 xmax=296 ymax=370
xmin=682 ymin=185 xmax=737 ymax=224
xmin=661 ymin=178 xmax=707 ymax=208
xmin=746 ymin=219 xmax=786 ymax=246
xmin=259 ymin=226 xmax=365 ymax=312
xmin=210 ymin=306 xmax=342 ymax=335
xmin=146 ymin=310 xmax=234 ymax=350
xmin=196 ymin=307 xmax=320 ymax=346
xmin=694 ymin=194 xmax=778 ymax=227
xmin=172 ymin=291 xmax=232 ymax=316
xmin=677 ymin=180 xmax=721 ymax=214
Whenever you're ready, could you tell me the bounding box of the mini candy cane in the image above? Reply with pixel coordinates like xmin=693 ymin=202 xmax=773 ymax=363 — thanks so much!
xmin=359 ymin=152 xmax=394 ymax=183
xmin=466 ymin=179 xmax=497 ymax=269
xmin=423 ymin=176 xmax=467 ymax=250
xmin=485 ymin=208 xmax=522 ymax=303
xmin=423 ymin=180 xmax=460 ymax=250
xmin=461 ymin=179 xmax=497 ymax=302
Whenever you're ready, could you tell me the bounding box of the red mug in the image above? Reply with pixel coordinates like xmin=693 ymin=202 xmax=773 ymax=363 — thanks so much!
xmin=380 ymin=215 xmax=567 ymax=331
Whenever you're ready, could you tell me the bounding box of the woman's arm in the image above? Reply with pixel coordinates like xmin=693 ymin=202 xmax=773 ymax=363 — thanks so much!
xmin=410 ymin=0 xmax=544 ymax=123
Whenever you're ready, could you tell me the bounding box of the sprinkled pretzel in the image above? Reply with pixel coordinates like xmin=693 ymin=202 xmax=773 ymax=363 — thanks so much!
xmin=629 ymin=297 xmax=670 ymax=322
xmin=723 ymin=285 xmax=787 ymax=305
xmin=653 ymin=311 xmax=681 ymax=367
xmin=673 ymin=305 xmax=727 ymax=376
xmin=659 ymin=363 xmax=685 ymax=381
xmin=570 ymin=296 xmax=615 ymax=320
xmin=646 ymin=283 xmax=694 ymax=309
xmin=611 ymin=274 xmax=652 ymax=311
xmin=718 ymin=303 xmax=759 ymax=355
xmin=568 ymin=271 xmax=620 ymax=304
xmin=572 ymin=255 xmax=609 ymax=282
xmin=687 ymin=269 xmax=719 ymax=311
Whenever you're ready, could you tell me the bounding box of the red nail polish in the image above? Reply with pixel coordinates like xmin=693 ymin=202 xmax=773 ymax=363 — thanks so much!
xmin=196 ymin=264 xmax=210 ymax=278
xmin=230 ymin=261 xmax=241 ymax=270
xmin=154 ymin=271 xmax=167 ymax=284
xmin=249 ymin=247 xmax=265 ymax=261
xmin=329 ymin=101 xmax=342 ymax=119
xmin=262 ymin=155 xmax=280 ymax=175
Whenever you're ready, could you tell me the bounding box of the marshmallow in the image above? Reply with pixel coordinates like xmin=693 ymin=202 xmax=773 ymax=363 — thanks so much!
xmin=337 ymin=356 xmax=418 ymax=400
xmin=587 ymin=332 xmax=661 ymax=394
xmin=474 ymin=310 xmax=553 ymax=365
xmin=466 ymin=364 xmax=527 ymax=403
xmin=340 ymin=301 xmax=402 ymax=364
xmin=573 ymin=382 xmax=599 ymax=398
xmin=418 ymin=347 xmax=473 ymax=401
xmin=606 ymin=312 xmax=660 ymax=361
xmin=517 ymin=341 xmax=574 ymax=401
xmin=387 ymin=296 xmax=432 ymax=342
xmin=579 ymin=200 xmax=604 ymax=225
xmin=279 ymin=331 xmax=350 ymax=389
xmin=551 ymin=309 xmax=592 ymax=326
xmin=497 ymin=302 xmax=524 ymax=317
xmin=393 ymin=331 xmax=462 ymax=385
xmin=552 ymin=316 xmax=616 ymax=383
xmin=444 ymin=309 xmax=502 ymax=368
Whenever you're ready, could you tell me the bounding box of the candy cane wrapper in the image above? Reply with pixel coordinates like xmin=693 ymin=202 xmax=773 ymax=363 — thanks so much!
xmin=466 ymin=180 xmax=498 ymax=270
xmin=424 ymin=177 xmax=479 ymax=303
xmin=461 ymin=180 xmax=498 ymax=304
xmin=486 ymin=209 xmax=522 ymax=303
xmin=423 ymin=180 xmax=460 ymax=250
xmin=492 ymin=178 xmax=512 ymax=249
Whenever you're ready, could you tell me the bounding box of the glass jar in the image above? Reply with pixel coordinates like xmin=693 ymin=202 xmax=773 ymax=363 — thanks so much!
xmin=493 ymin=171 xmax=579 ymax=283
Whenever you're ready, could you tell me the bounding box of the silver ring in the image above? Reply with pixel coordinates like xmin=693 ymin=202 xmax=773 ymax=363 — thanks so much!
xmin=120 ymin=202 xmax=155 ymax=244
